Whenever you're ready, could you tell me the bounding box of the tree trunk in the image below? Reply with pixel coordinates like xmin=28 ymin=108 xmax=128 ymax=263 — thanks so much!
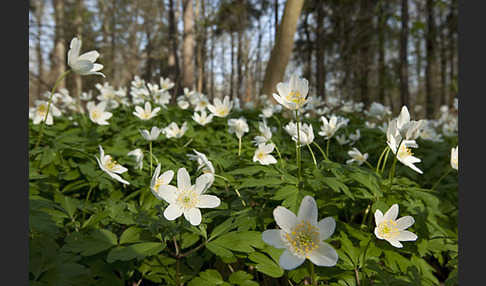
xmin=399 ymin=0 xmax=410 ymax=108
xmin=425 ymin=0 xmax=439 ymax=118
xmin=52 ymin=0 xmax=66 ymax=89
xmin=378 ymin=0 xmax=386 ymax=104
xmin=439 ymin=7 xmax=447 ymax=107
xmin=73 ymin=0 xmax=83 ymax=100
xmin=230 ymin=32 xmax=234 ymax=99
xmin=315 ymin=5 xmax=326 ymax=100
xmin=274 ymin=0 xmax=279 ymax=43
xmin=168 ymin=0 xmax=181 ymax=99
xmin=261 ymin=0 xmax=305 ymax=97
xmin=182 ymin=0 xmax=195 ymax=89
xmin=237 ymin=30 xmax=243 ymax=101
xmin=358 ymin=0 xmax=373 ymax=108
xmin=35 ymin=0 xmax=44 ymax=100
xmin=448 ymin=0 xmax=457 ymax=106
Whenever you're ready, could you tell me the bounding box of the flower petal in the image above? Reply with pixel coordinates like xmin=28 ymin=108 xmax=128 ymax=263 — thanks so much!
xmin=297 ymin=196 xmax=318 ymax=224
xmin=177 ymin=168 xmax=192 ymax=191
xmin=164 ymin=204 xmax=183 ymax=221
xmin=262 ymin=229 xmax=286 ymax=249
xmin=194 ymin=173 xmax=213 ymax=194
xmin=186 ymin=208 xmax=202 ymax=226
xmin=396 ymin=216 xmax=415 ymax=230
xmin=374 ymin=209 xmax=384 ymax=226
xmin=308 ymin=242 xmax=339 ymax=267
xmin=396 ymin=230 xmax=418 ymax=241
xmin=317 ymin=217 xmax=336 ymax=241
xmin=154 ymin=185 xmax=178 ymax=203
xmin=273 ymin=206 xmax=297 ymax=233
xmin=387 ymin=238 xmax=403 ymax=248
xmin=383 ymin=204 xmax=399 ymax=221
xmin=196 ymin=195 xmax=220 ymax=208
xmin=279 ymin=250 xmax=305 ymax=270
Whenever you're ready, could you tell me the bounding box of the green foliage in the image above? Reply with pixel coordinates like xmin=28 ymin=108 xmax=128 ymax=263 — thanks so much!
xmin=29 ymin=106 xmax=458 ymax=285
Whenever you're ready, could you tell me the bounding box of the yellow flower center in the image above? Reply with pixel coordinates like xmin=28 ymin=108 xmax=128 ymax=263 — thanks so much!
xmin=284 ymin=220 xmax=320 ymax=258
xmin=105 ymin=156 xmax=118 ymax=171
xmin=285 ymin=90 xmax=306 ymax=106
xmin=176 ymin=189 xmax=199 ymax=211
xmin=37 ymin=104 xmax=47 ymax=116
xmin=257 ymin=152 xmax=265 ymax=160
xmin=377 ymin=220 xmax=400 ymax=239
xmin=398 ymin=144 xmax=413 ymax=158
xmin=153 ymin=178 xmax=164 ymax=190
xmin=217 ymin=107 xmax=228 ymax=117
xmin=91 ymin=110 xmax=101 ymax=120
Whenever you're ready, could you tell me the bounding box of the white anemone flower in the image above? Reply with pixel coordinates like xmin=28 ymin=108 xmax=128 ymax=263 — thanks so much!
xmin=150 ymin=164 xmax=175 ymax=196
xmin=29 ymin=100 xmax=62 ymax=125
xmin=127 ymin=148 xmax=144 ymax=171
xmin=253 ymin=143 xmax=278 ymax=165
xmin=228 ymin=117 xmax=249 ymax=139
xmin=253 ymin=121 xmax=273 ymax=146
xmin=374 ymin=204 xmax=418 ymax=248
xmin=163 ymin=122 xmax=188 ymax=139
xmin=207 ymin=96 xmax=233 ymax=118
xmin=346 ymin=148 xmax=368 ymax=166
xmin=158 ymin=168 xmax=220 ymax=226
xmin=284 ymin=121 xmax=315 ymax=146
xmin=387 ymin=120 xmax=423 ymax=174
xmin=187 ymin=150 xmax=215 ymax=175
xmin=95 ymin=145 xmax=130 ymax=185
xmin=272 ymin=74 xmax=309 ymax=110
xmin=96 ymin=82 xmax=119 ymax=109
xmin=140 ymin=126 xmax=162 ymax=141
xmin=133 ymin=102 xmax=160 ymax=120
xmin=364 ymin=102 xmax=391 ymax=120
xmin=87 ymin=101 xmax=112 ymax=125
xmin=451 ymin=146 xmax=458 ymax=170
xmin=192 ymin=110 xmax=214 ymax=126
xmin=348 ymin=129 xmax=361 ymax=144
xmin=395 ymin=106 xmax=425 ymax=140
xmin=67 ymin=37 xmax=105 ymax=77
xmin=194 ymin=94 xmax=210 ymax=112
xmin=160 ymin=77 xmax=175 ymax=91
xmin=260 ymin=106 xmax=274 ymax=118
xmin=262 ymin=196 xmax=338 ymax=270
xmin=318 ymin=115 xmax=346 ymax=140
xmin=335 ymin=134 xmax=350 ymax=146
xmin=177 ymin=97 xmax=190 ymax=110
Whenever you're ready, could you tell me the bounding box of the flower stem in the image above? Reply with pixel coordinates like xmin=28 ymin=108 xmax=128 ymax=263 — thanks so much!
xmin=375 ymin=146 xmax=389 ymax=173
xmin=431 ymin=168 xmax=452 ymax=191
xmin=306 ymin=144 xmax=317 ymax=167
xmin=364 ymin=160 xmax=374 ymax=170
xmin=295 ymin=110 xmax=302 ymax=191
xmin=380 ymin=147 xmax=391 ymax=174
xmin=34 ymin=70 xmax=71 ymax=149
xmin=271 ymin=140 xmax=285 ymax=168
xmin=312 ymin=141 xmax=330 ymax=162
xmin=149 ymin=142 xmax=153 ymax=174
xmin=308 ymin=261 xmax=317 ymax=286
xmin=388 ymin=155 xmax=398 ymax=188
xmin=326 ymin=139 xmax=330 ymax=159
xmin=238 ymin=137 xmax=242 ymax=156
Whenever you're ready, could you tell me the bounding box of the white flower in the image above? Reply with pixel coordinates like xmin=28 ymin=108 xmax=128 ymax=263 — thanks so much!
xmin=374 ymin=204 xmax=417 ymax=248
xmin=150 ymin=164 xmax=175 ymax=196
xmin=365 ymin=102 xmax=391 ymax=120
xmin=228 ymin=117 xmax=249 ymax=139
xmin=67 ymin=37 xmax=105 ymax=77
xmin=158 ymin=168 xmax=220 ymax=226
xmin=187 ymin=150 xmax=216 ymax=175
xmin=387 ymin=120 xmax=423 ymax=174
xmin=260 ymin=106 xmax=274 ymax=118
xmin=451 ymin=146 xmax=458 ymax=170
xmin=140 ymin=126 xmax=162 ymax=141
xmin=253 ymin=121 xmax=272 ymax=146
xmin=80 ymin=91 xmax=93 ymax=101
xmin=253 ymin=143 xmax=278 ymax=165
xmin=29 ymin=100 xmax=61 ymax=125
xmin=133 ymin=102 xmax=160 ymax=120
xmin=395 ymin=106 xmax=425 ymax=140
xmin=163 ymin=122 xmax=188 ymax=139
xmin=262 ymin=196 xmax=338 ymax=270
xmin=95 ymin=145 xmax=130 ymax=185
xmin=194 ymin=94 xmax=210 ymax=112
xmin=346 ymin=148 xmax=368 ymax=166
xmin=207 ymin=96 xmax=233 ymax=118
xmin=96 ymin=82 xmax=120 ymax=109
xmin=87 ymin=101 xmax=112 ymax=125
xmin=127 ymin=148 xmax=144 ymax=170
xmin=192 ymin=110 xmax=214 ymax=126
xmin=177 ymin=97 xmax=190 ymax=110
xmin=160 ymin=77 xmax=175 ymax=91
xmin=335 ymin=134 xmax=349 ymax=146
xmin=272 ymin=74 xmax=309 ymax=110
xmin=318 ymin=115 xmax=346 ymax=139
xmin=284 ymin=122 xmax=314 ymax=146
xmin=348 ymin=129 xmax=361 ymax=144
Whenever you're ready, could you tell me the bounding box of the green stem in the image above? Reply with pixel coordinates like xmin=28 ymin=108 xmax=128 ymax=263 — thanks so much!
xmin=308 ymin=261 xmax=317 ymax=286
xmin=375 ymin=146 xmax=389 ymax=173
xmin=361 ymin=203 xmax=371 ymax=227
xmin=312 ymin=141 xmax=330 ymax=162
xmin=271 ymin=140 xmax=285 ymax=167
xmin=238 ymin=137 xmax=242 ymax=156
xmin=380 ymin=147 xmax=391 ymax=174
xmin=149 ymin=142 xmax=153 ymax=174
xmin=306 ymin=144 xmax=317 ymax=167
xmin=364 ymin=160 xmax=374 ymax=170
xmin=34 ymin=70 xmax=71 ymax=149
xmin=326 ymin=139 xmax=330 ymax=159
xmin=431 ymin=168 xmax=452 ymax=191
xmin=388 ymin=155 xmax=398 ymax=189
xmin=295 ymin=110 xmax=302 ymax=191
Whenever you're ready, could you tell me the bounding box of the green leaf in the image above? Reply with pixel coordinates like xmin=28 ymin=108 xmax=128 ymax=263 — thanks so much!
xmin=54 ymin=192 xmax=79 ymax=219
xmin=323 ymin=177 xmax=354 ymax=199
xmin=209 ymin=217 xmax=237 ymax=241
xmin=211 ymin=231 xmax=264 ymax=253
xmin=119 ymin=227 xmax=142 ymax=245
xmin=106 ymin=242 xmax=165 ymax=263
xmin=228 ymin=271 xmax=255 ymax=285
xmin=248 ymin=252 xmax=284 ymax=278
xmin=62 ymin=229 xmax=118 ymax=256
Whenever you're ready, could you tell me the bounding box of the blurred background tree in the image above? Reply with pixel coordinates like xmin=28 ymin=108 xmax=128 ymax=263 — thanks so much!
xmin=29 ymin=0 xmax=458 ymax=118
